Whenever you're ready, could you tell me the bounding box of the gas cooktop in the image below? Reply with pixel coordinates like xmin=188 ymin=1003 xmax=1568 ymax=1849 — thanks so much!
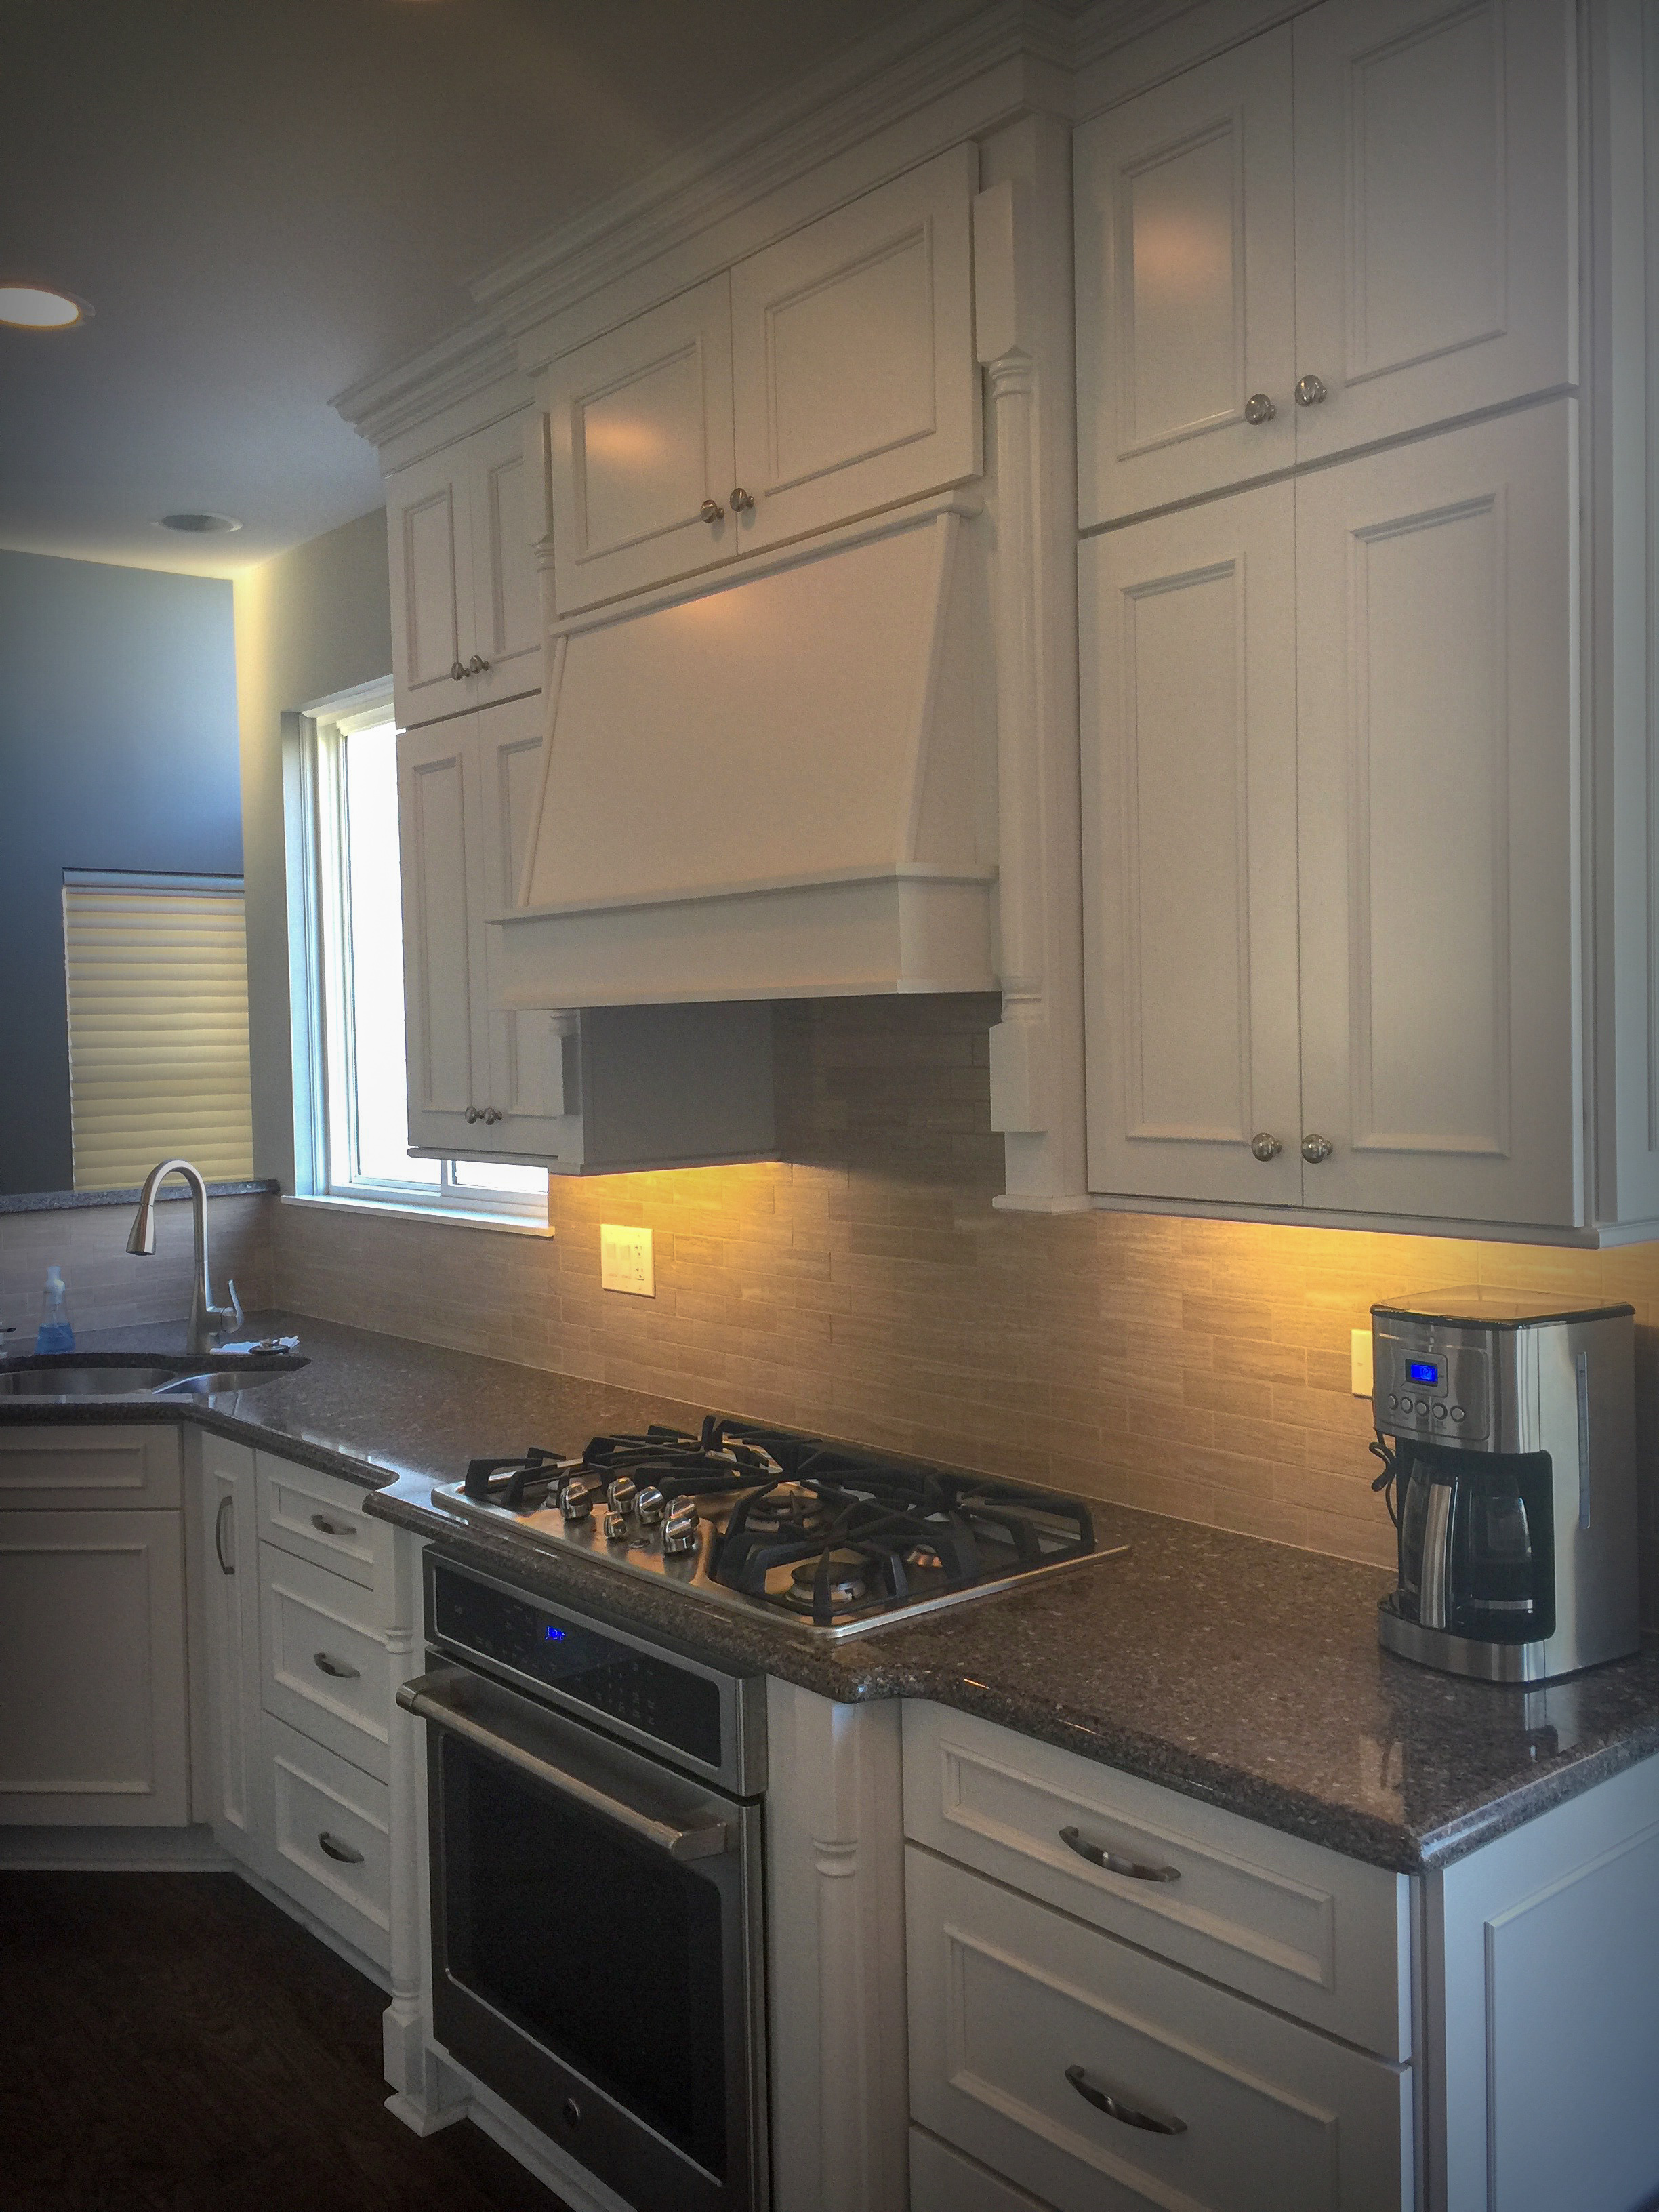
xmin=431 ymin=1414 xmax=1125 ymax=1639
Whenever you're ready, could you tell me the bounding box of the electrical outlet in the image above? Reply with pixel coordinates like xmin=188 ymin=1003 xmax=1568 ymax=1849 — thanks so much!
xmin=600 ymin=1223 xmax=654 ymax=1298
xmin=1351 ymin=1328 xmax=1374 ymax=1397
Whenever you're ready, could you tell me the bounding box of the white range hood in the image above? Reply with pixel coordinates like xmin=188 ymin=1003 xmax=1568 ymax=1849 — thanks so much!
xmin=491 ymin=499 xmax=997 ymax=1010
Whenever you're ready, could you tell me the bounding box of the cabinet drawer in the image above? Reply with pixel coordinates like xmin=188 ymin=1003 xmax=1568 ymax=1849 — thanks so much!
xmin=255 ymin=1452 xmax=376 ymax=1585
xmin=262 ymin=1711 xmax=390 ymax=1970
xmin=0 ymin=1424 xmax=180 ymax=1511
xmin=258 ymin=1544 xmax=389 ymax=1782
xmin=912 ymin=2125 xmax=1054 ymax=2211
xmin=903 ymin=1702 xmax=1408 ymax=2058
xmin=908 ymin=1849 xmax=1410 ymax=2212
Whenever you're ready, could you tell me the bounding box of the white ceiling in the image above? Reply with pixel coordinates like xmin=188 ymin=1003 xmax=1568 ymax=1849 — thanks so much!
xmin=1 ymin=0 xmax=912 ymax=577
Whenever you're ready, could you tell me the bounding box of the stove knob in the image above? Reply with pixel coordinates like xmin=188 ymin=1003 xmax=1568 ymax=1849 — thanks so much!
xmin=661 ymin=1502 xmax=699 ymax=1555
xmin=636 ymin=1486 xmax=666 ymax=1525
xmin=604 ymin=1509 xmax=630 ymax=1542
xmin=562 ymin=1481 xmax=595 ymax=1523
xmin=607 ymin=1476 xmax=638 ymax=1515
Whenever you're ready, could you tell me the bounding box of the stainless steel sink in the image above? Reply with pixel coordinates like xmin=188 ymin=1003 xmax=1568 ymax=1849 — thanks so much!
xmin=0 ymin=1354 xmax=308 ymax=1399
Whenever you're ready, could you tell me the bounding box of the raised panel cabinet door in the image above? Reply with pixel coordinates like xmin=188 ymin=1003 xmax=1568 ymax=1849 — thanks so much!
xmin=1295 ymin=401 xmax=1579 ymax=1224
xmin=543 ymin=273 xmax=736 ymax=615
xmin=0 ymin=1508 xmax=189 ymax=1825
xmin=731 ymin=142 xmax=981 ymax=550
xmin=464 ymin=410 xmax=546 ymax=708
xmin=1075 ymin=25 xmax=1296 ymax=526
xmin=1080 ymin=483 xmax=1302 ymax=1204
xmin=1291 ymin=0 xmax=1576 ymax=464
xmin=386 ymin=449 xmax=474 ymax=730
xmin=476 ymin=690 xmax=581 ymax=1158
xmin=199 ymin=1433 xmax=263 ymax=1851
xmin=396 ymin=716 xmax=491 ymax=1151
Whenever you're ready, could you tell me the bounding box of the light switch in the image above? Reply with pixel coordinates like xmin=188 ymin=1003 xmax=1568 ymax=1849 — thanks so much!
xmin=1351 ymin=1328 xmax=1374 ymax=1397
xmin=600 ymin=1223 xmax=654 ymax=1297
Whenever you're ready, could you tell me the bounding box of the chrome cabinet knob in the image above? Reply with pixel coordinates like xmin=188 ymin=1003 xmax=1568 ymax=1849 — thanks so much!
xmin=466 ymin=653 xmax=489 ymax=675
xmin=1249 ymin=1132 xmax=1282 ymax=1161
xmin=699 ymin=498 xmax=724 ymax=523
xmin=729 ymin=486 xmax=755 ymax=512
xmin=635 ymin=1486 xmax=666 ymax=1525
xmin=1295 ymin=374 xmax=1328 ymax=406
xmin=450 ymin=660 xmax=467 ymax=681
xmin=1243 ymin=393 xmax=1277 ymax=425
xmin=464 ymin=1106 xmax=482 ymax=1124
xmin=1301 ymin=1134 xmax=1334 ymax=1164
xmin=481 ymin=1107 xmax=502 ymax=1124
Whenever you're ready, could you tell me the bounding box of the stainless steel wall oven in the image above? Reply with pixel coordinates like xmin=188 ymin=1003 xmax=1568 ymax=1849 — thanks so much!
xmin=400 ymin=1553 xmax=769 ymax=2212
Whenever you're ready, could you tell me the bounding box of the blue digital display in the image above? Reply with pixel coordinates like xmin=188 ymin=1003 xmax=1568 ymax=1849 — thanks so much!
xmin=544 ymin=1625 xmax=567 ymax=1643
xmin=1408 ymin=1359 xmax=1440 ymax=1387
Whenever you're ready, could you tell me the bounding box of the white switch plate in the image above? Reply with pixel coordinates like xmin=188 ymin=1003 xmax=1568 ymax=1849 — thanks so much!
xmin=1351 ymin=1328 xmax=1374 ymax=1397
xmin=600 ymin=1223 xmax=654 ymax=1297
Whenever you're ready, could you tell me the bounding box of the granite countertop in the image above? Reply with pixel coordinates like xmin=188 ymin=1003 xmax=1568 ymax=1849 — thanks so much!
xmin=8 ymin=1309 xmax=1659 ymax=1875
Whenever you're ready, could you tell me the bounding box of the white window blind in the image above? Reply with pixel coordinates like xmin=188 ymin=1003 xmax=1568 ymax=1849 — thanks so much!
xmin=62 ymin=876 xmax=255 ymax=1191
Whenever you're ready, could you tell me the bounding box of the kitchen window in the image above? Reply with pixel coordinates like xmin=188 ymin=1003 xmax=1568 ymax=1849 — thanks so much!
xmin=292 ymin=683 xmax=548 ymax=1227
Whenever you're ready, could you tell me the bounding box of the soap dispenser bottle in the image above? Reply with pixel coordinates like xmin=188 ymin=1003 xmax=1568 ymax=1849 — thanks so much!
xmin=35 ymin=1266 xmax=75 ymax=1354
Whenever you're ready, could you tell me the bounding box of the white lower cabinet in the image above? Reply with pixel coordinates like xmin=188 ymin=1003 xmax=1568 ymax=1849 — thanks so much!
xmin=908 ymin=1848 xmax=1410 ymax=2212
xmin=262 ymin=1708 xmax=392 ymax=1971
xmin=912 ymin=2127 xmax=1055 ymax=2211
xmin=0 ymin=1427 xmax=189 ymax=1827
xmin=258 ymin=1542 xmax=390 ymax=1783
xmin=199 ymin=1432 xmax=262 ymax=1848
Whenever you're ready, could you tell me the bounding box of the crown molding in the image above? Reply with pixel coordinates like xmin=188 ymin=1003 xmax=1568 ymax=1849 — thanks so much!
xmin=1071 ymin=0 xmax=1208 ymax=70
xmin=331 ymin=316 xmax=519 ymax=447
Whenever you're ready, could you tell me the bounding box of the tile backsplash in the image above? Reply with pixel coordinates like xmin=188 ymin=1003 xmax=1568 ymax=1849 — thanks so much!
xmin=0 ymin=1194 xmax=275 ymax=1340
xmin=270 ymin=996 xmax=1659 ymax=1615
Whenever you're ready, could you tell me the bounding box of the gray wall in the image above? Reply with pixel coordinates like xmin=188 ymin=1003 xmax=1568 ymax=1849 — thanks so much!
xmin=0 ymin=551 xmax=241 ymax=1195
xmin=234 ymin=508 xmax=392 ymax=1189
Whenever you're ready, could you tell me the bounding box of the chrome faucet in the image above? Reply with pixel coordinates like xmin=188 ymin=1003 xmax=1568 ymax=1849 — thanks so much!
xmin=126 ymin=1159 xmax=243 ymax=1358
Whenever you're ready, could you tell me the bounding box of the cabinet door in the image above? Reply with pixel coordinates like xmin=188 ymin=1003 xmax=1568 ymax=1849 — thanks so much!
xmin=731 ymin=142 xmax=981 ymax=551
xmin=1296 ymin=402 xmax=1578 ymax=1224
xmin=396 ymin=716 xmax=491 ymax=1151
xmin=0 ymin=1508 xmax=188 ymax=1825
xmin=1080 ymin=483 xmax=1302 ymax=1204
xmin=476 ymin=691 xmax=581 ymax=1156
xmin=199 ymin=1433 xmax=262 ymax=1851
xmin=1075 ymin=26 xmax=1296 ymax=526
xmin=387 ymin=449 xmax=473 ymax=731
xmin=543 ymin=274 xmax=736 ymax=615
xmin=465 ymin=411 xmax=545 ymax=710
xmin=1292 ymin=0 xmax=1576 ymax=464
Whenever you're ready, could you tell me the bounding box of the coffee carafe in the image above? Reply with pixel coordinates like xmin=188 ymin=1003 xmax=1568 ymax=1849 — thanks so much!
xmin=1371 ymin=1291 xmax=1639 ymax=1683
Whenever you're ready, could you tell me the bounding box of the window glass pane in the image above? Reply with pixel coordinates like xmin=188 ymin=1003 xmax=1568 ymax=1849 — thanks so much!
xmin=450 ymin=1158 xmax=548 ymax=1195
xmin=342 ymin=722 xmax=439 ymax=1188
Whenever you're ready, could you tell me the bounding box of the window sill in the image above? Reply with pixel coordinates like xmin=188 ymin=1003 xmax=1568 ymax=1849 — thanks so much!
xmin=281 ymin=1193 xmax=554 ymax=1238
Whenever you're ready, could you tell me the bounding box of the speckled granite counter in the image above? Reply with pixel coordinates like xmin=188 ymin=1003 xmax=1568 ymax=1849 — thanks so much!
xmin=8 ymin=1309 xmax=1658 ymax=1875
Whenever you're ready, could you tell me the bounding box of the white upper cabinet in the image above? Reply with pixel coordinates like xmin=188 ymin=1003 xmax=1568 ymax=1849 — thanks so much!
xmin=1294 ymin=402 xmax=1578 ymax=1225
xmin=397 ymin=713 xmax=489 ymax=1155
xmin=1075 ymin=27 xmax=1296 ymax=525
xmin=543 ymin=275 xmax=736 ymax=617
xmin=1076 ymin=0 xmax=1576 ymax=525
xmin=1080 ymin=481 xmax=1302 ymax=1207
xmin=540 ymin=144 xmax=981 ymax=615
xmin=730 ymin=140 xmax=981 ymax=551
xmin=387 ymin=410 xmax=545 ymax=728
xmin=1291 ymin=0 xmax=1576 ymax=464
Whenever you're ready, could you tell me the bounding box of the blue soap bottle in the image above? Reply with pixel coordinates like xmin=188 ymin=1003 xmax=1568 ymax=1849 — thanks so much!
xmin=35 ymin=1266 xmax=75 ymax=1354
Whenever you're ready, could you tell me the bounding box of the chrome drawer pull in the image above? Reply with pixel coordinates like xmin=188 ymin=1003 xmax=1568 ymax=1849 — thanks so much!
xmin=314 ymin=1652 xmax=361 ymax=1680
xmin=1060 ymin=1824 xmax=1180 ymax=1883
xmin=311 ymin=1513 xmax=357 ymax=1538
xmin=317 ymin=1832 xmax=363 ymax=1865
xmin=1066 ymin=2064 xmax=1187 ymax=2136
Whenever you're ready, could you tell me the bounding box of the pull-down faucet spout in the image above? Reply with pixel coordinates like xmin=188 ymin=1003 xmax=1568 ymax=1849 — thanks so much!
xmin=127 ymin=1158 xmax=242 ymax=1358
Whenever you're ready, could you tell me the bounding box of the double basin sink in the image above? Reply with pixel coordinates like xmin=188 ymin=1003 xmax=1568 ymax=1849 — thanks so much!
xmin=0 ymin=1351 xmax=309 ymax=1400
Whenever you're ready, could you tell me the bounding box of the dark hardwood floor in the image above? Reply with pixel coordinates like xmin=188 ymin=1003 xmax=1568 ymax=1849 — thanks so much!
xmin=0 ymin=1871 xmax=571 ymax=2212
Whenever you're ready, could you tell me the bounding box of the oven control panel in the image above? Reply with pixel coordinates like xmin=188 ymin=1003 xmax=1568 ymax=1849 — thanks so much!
xmin=428 ymin=1559 xmax=731 ymax=1776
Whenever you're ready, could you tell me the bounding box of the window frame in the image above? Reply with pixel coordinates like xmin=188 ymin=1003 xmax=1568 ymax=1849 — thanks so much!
xmin=290 ymin=680 xmax=549 ymax=1228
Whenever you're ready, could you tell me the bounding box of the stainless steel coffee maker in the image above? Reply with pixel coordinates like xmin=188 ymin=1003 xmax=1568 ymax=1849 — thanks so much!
xmin=1371 ymin=1290 xmax=1639 ymax=1683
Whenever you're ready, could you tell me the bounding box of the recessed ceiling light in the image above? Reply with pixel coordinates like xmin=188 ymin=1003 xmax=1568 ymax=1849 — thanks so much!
xmin=0 ymin=284 xmax=91 ymax=330
xmin=158 ymin=512 xmax=243 ymax=535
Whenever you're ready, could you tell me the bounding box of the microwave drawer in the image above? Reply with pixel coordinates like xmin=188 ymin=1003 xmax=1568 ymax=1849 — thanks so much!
xmin=908 ymin=1848 xmax=1410 ymax=2212
xmin=903 ymin=1702 xmax=1408 ymax=2060
xmin=259 ymin=1544 xmax=389 ymax=1782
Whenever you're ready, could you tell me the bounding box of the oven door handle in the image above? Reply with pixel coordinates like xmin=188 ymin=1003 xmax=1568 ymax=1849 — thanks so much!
xmin=396 ymin=1670 xmax=734 ymax=1862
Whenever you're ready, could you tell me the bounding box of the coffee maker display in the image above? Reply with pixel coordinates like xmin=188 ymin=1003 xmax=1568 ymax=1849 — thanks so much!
xmin=1370 ymin=1290 xmax=1639 ymax=1683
